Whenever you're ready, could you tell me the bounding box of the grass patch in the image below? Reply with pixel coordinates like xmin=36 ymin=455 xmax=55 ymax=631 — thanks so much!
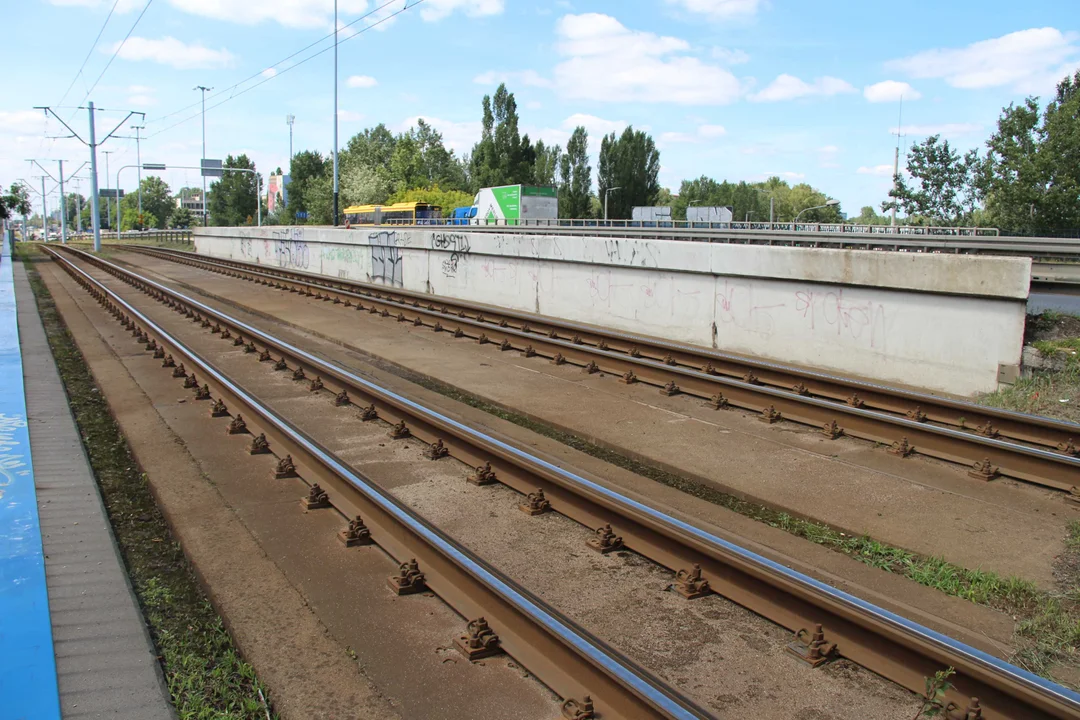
xmin=980 ymin=310 xmax=1080 ymax=423
xmin=16 ymin=244 xmax=276 ymax=719
xmin=391 ymin=365 xmax=1080 ymax=684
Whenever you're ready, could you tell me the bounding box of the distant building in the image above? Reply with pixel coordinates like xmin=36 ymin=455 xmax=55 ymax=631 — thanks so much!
xmin=175 ymin=189 xmax=204 ymax=215
xmin=267 ymin=174 xmax=289 ymax=213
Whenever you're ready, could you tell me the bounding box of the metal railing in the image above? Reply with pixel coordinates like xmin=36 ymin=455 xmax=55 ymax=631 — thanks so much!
xmin=349 ymin=217 xmax=1000 ymax=236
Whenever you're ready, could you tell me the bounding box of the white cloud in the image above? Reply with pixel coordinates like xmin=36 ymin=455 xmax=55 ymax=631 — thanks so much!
xmin=711 ymin=47 xmax=750 ymax=65
xmin=473 ymin=69 xmax=552 ymax=88
xmin=818 ymin=145 xmax=840 ymax=168
xmin=749 ymin=74 xmax=856 ymax=102
xmin=108 ymin=36 xmax=234 ymax=70
xmin=863 ymin=80 xmax=921 ymax=103
xmin=142 ymin=0 xmax=497 ymax=30
xmin=48 ymin=0 xmax=142 ymax=9
xmin=561 ymin=113 xmax=627 ymax=136
xmin=658 ymin=124 xmax=727 ymax=146
xmin=261 ymin=68 xmax=278 ymax=79
xmin=857 ymin=164 xmax=895 ymax=176
xmin=346 ymin=75 xmax=378 ymax=88
xmin=401 ymin=116 xmax=482 ymax=153
xmin=419 ymin=0 xmax=504 ymax=21
xmin=887 ymin=27 xmax=1080 ymax=94
xmin=894 ymin=123 xmax=982 ymax=138
xmin=666 ymin=0 xmax=761 ymax=19
xmin=337 ymin=109 xmax=365 ymax=122
xmin=553 ymin=13 xmax=743 ymax=104
xmin=0 ymin=110 xmax=46 ymax=136
xmin=165 ymin=0 xmax=369 ymax=29
xmin=660 ymin=131 xmax=696 ymax=144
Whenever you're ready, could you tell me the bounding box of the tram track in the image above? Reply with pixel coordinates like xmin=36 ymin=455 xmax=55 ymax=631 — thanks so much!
xmin=120 ymin=244 xmax=1080 ymax=494
xmin=48 ymin=245 xmax=1080 ymax=719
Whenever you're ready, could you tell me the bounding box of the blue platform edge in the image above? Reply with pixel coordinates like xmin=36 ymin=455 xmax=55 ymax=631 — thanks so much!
xmin=0 ymin=242 xmax=61 ymax=720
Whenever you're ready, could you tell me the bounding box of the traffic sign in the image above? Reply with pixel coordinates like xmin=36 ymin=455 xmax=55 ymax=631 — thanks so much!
xmin=143 ymin=163 xmax=166 ymax=171
xmin=295 ymin=211 xmax=308 ymax=219
xmin=200 ymin=159 xmax=223 ymax=178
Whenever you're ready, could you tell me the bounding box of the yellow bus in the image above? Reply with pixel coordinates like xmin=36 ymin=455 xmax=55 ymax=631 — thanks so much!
xmin=343 ymin=201 xmax=442 ymax=225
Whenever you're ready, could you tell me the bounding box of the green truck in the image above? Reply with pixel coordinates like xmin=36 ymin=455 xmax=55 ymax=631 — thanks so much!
xmin=472 ymin=185 xmax=558 ymax=225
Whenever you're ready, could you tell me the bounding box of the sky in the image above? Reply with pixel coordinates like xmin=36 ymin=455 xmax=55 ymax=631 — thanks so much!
xmin=1 ymin=0 xmax=1078 ymax=220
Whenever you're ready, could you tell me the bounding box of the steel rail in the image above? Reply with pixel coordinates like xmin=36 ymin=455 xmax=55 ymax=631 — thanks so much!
xmin=123 ymin=244 xmax=1080 ymax=492
xmin=44 ymin=245 xmax=711 ymax=720
xmin=54 ymin=245 xmax=1080 ymax=719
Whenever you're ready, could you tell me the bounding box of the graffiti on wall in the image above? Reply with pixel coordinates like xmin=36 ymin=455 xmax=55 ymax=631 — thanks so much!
xmin=369 ymin=231 xmax=404 ymax=287
xmin=793 ymin=288 xmax=890 ymax=349
xmin=431 ymin=232 xmax=470 ymax=277
xmin=272 ymin=228 xmax=309 ymax=269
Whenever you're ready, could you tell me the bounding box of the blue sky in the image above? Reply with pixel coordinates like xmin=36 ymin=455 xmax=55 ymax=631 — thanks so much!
xmin=1 ymin=0 xmax=1078 ymax=218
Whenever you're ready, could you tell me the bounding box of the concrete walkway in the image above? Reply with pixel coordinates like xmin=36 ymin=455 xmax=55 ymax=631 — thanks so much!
xmin=16 ymin=257 xmax=174 ymax=720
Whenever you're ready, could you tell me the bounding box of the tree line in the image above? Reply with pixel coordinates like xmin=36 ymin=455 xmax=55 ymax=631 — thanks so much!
xmin=887 ymin=70 xmax=1080 ymax=234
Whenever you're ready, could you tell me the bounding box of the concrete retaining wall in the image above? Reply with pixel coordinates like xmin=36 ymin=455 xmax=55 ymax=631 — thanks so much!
xmin=193 ymin=226 xmax=1032 ymax=396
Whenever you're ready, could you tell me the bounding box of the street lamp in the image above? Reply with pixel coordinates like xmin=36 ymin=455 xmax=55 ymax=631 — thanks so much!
xmin=603 ymin=186 xmax=622 ymax=222
xmin=794 ymin=199 xmax=840 ymax=224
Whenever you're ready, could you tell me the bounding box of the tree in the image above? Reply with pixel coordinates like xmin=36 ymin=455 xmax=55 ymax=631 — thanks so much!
xmin=341 ymin=163 xmax=392 ymax=207
xmin=287 ymin=150 xmax=329 ymax=223
xmin=386 ymin=186 xmax=475 ymax=214
xmin=168 ymin=205 xmax=194 ymax=229
xmin=596 ymin=126 xmax=660 ymax=219
xmin=470 ymin=83 xmax=535 ymax=188
xmin=980 ymin=70 xmax=1080 ymax=234
xmin=886 ymin=135 xmax=980 ymax=226
xmin=119 ymin=176 xmax=172 ymax=229
xmin=120 ymin=210 xmax=158 ymax=231
xmin=208 ymin=154 xmax=260 ymax=226
xmin=0 ymin=182 xmax=32 ymax=221
xmin=558 ymin=127 xmax=591 ymax=218
xmin=854 ymin=206 xmax=890 ymax=225
xmin=533 ymin=140 xmax=561 ymax=187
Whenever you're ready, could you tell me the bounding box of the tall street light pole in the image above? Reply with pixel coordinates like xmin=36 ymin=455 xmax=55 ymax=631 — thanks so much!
xmin=102 ymin=150 xmax=114 ymax=231
xmin=603 ymin=186 xmax=621 ymax=222
xmin=332 ymin=0 xmax=340 ymax=227
xmin=794 ymin=199 xmax=840 ymax=224
xmin=286 ymin=114 xmax=295 ymax=171
xmin=195 ymin=85 xmax=212 ymax=226
xmin=131 ymin=124 xmax=145 ymax=214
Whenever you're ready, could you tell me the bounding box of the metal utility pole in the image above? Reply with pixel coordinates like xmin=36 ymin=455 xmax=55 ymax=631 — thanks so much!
xmin=131 ymin=124 xmax=145 ymax=213
xmin=40 ymin=176 xmax=48 ymax=241
xmin=769 ymin=196 xmax=774 ymax=224
xmin=88 ymin=103 xmax=102 ymax=249
xmin=603 ymin=186 xmax=621 ymax=222
xmin=103 ymin=150 xmax=114 ymax=230
xmin=58 ymin=160 xmax=67 ymax=244
xmin=891 ymin=96 xmax=904 ymax=228
xmin=75 ymin=179 xmax=83 ymax=234
xmin=286 ymin=114 xmax=295 ymax=170
xmin=195 ymin=85 xmax=212 ymax=226
xmin=35 ymin=103 xmax=142 ymax=250
xmin=332 ymin=0 xmax=339 ymax=227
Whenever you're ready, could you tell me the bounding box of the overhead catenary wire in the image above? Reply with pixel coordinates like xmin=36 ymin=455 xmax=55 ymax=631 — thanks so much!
xmin=74 ymin=0 xmax=156 ymax=114
xmin=145 ymin=0 xmax=424 ymax=140
xmin=56 ymin=0 xmax=124 ymax=112
xmin=145 ymin=0 xmax=411 ymax=128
